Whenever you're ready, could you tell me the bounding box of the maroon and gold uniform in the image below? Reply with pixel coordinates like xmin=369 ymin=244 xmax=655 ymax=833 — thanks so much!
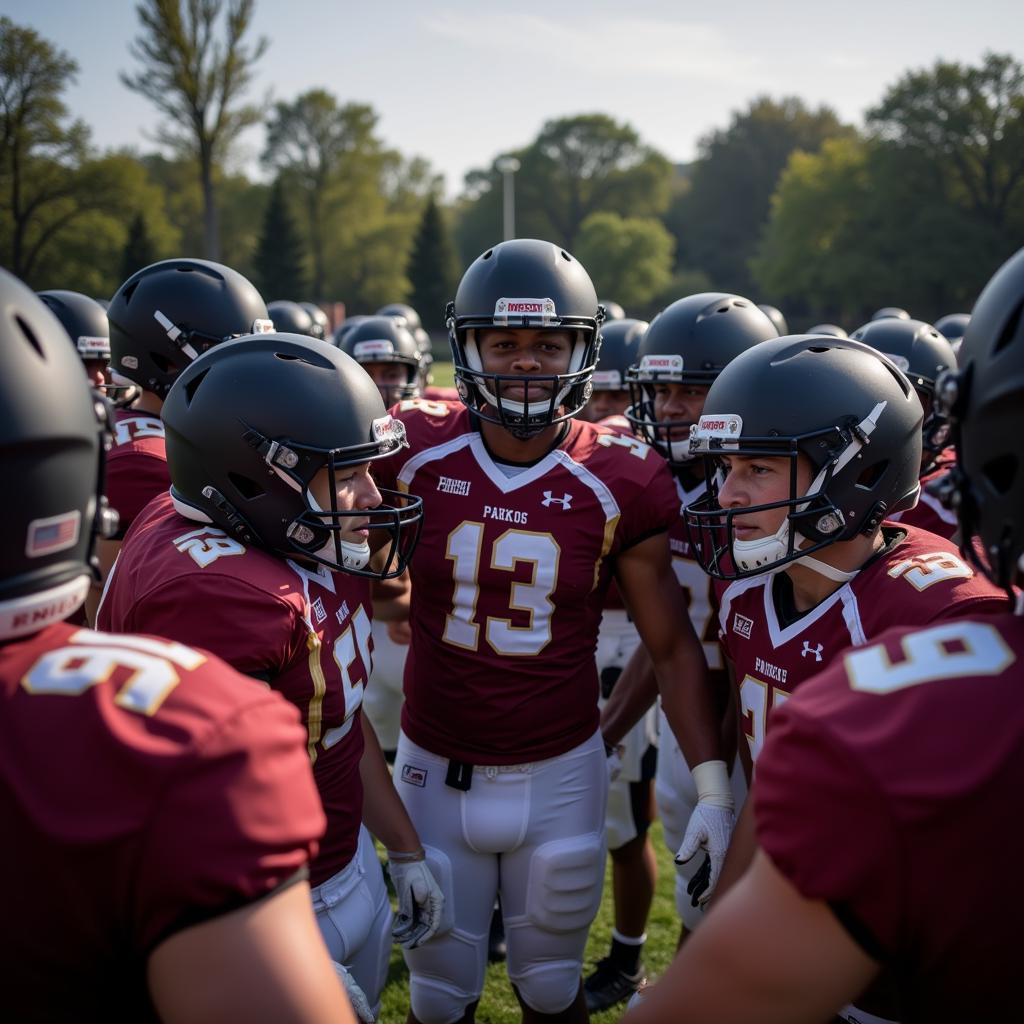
xmin=374 ymin=399 xmax=677 ymax=764
xmin=888 ymin=450 xmax=958 ymax=541
xmin=1 ymin=621 xmax=322 ymax=1021
xmin=104 ymin=408 xmax=170 ymax=536
xmin=98 ymin=491 xmax=372 ymax=885
xmin=757 ymin=614 xmax=1024 ymax=1022
xmin=719 ymin=525 xmax=1006 ymax=763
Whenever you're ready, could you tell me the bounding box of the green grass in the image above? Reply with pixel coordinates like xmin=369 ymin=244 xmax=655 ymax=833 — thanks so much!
xmin=429 ymin=359 xmax=455 ymax=389
xmin=377 ymin=821 xmax=680 ymax=1023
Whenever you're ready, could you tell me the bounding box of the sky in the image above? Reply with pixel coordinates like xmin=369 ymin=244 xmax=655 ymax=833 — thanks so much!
xmin=3 ymin=0 xmax=1021 ymax=195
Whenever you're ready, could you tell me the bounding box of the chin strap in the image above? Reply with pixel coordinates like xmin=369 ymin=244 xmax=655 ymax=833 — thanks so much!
xmin=793 ymin=553 xmax=860 ymax=583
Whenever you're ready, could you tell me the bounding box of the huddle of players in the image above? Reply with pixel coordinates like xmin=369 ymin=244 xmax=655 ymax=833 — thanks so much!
xmin=3 ymin=234 xmax=1021 ymax=1024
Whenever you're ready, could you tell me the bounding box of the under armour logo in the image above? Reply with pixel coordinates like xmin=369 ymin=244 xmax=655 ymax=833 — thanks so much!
xmin=801 ymin=641 xmax=823 ymax=662
xmin=541 ymin=491 xmax=573 ymax=509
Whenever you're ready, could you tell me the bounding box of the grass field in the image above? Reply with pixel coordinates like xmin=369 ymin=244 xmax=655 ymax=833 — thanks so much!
xmin=429 ymin=359 xmax=455 ymax=389
xmin=377 ymin=821 xmax=680 ymax=1023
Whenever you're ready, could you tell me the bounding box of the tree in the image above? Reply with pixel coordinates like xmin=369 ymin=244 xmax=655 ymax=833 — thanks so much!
xmin=121 ymin=0 xmax=268 ymax=261
xmin=673 ymin=97 xmax=852 ymax=294
xmin=454 ymin=114 xmax=674 ymax=261
xmin=407 ymin=195 xmax=459 ymax=333
xmin=253 ymin=177 xmax=307 ymax=299
xmin=574 ymin=212 xmax=675 ymax=314
xmin=868 ymin=53 xmax=1024 ymax=232
xmin=119 ymin=211 xmax=158 ymax=282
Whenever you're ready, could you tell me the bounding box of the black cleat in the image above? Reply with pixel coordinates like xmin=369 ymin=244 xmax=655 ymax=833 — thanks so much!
xmin=583 ymin=956 xmax=646 ymax=1013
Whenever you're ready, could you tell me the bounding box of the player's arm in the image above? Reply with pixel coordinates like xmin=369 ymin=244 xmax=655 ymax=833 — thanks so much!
xmin=623 ymin=849 xmax=878 ymax=1024
xmin=359 ymin=715 xmax=444 ymax=948
xmin=599 ymin=641 xmax=659 ymax=748
xmin=148 ymin=879 xmax=354 ymax=1024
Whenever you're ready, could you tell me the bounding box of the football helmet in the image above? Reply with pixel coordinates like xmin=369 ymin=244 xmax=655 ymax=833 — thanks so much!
xmin=934 ymin=312 xmax=970 ymax=351
xmin=757 ymin=304 xmax=788 ymax=335
xmin=684 ymin=336 xmax=923 ymax=581
xmin=591 ymin=318 xmax=647 ymax=392
xmin=871 ymin=306 xmax=911 ymax=321
xmin=301 ymin=302 xmax=330 ymax=340
xmin=807 ymin=323 xmax=848 ymax=338
xmin=336 ymin=315 xmax=421 ymax=406
xmin=332 ymin=315 xmax=370 ymax=348
xmin=162 ymin=335 xmax=422 ymax=579
xmin=850 ymin=317 xmax=958 ymax=471
xmin=37 ymin=290 xmax=110 ymax=364
xmin=448 ymin=238 xmax=603 ymax=438
xmin=1 ymin=270 xmax=117 ymax=637
xmin=626 ymin=293 xmax=778 ymax=467
xmin=600 ymin=300 xmax=626 ymax=322
xmin=933 ymin=247 xmax=1024 ymax=590
xmin=268 ymin=300 xmax=317 ymax=337
xmin=376 ymin=302 xmax=422 ymax=333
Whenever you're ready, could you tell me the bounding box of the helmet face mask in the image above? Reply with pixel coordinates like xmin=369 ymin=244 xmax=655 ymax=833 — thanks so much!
xmin=163 ymin=335 xmax=423 ymax=581
xmin=448 ymin=240 xmax=603 ymax=439
xmin=681 ymin=336 xmax=923 ymax=581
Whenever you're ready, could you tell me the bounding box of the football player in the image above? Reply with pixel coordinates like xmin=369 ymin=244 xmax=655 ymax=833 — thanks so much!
xmin=575 ymin=317 xmax=646 ymax=424
xmin=850 ymin=317 xmax=960 ymax=539
xmin=598 ymin=296 xmax=775 ymax=972
xmin=0 ymin=270 xmax=354 ymax=1022
xmin=624 ymin=247 xmax=1024 ymax=1024
xmin=682 ymin=333 xmax=1007 ymax=1023
xmin=372 ymin=239 xmax=731 ymax=1024
xmin=97 ymin=335 xmax=436 ymax=1021
xmin=87 ymin=258 xmax=273 ymax=622
xmin=37 ymin=289 xmax=111 ymax=389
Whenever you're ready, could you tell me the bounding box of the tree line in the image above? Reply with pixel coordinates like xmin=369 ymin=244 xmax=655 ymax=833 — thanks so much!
xmin=2 ymin=2 xmax=1022 ymax=333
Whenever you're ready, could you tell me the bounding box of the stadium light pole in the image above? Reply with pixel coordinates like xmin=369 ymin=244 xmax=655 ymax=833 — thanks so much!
xmin=496 ymin=156 xmax=520 ymax=241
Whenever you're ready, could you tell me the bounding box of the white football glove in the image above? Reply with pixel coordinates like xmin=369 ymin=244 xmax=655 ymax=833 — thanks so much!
xmin=674 ymin=760 xmax=735 ymax=906
xmin=605 ymin=742 xmax=624 ymax=784
xmin=332 ymin=961 xmax=375 ymax=1024
xmin=387 ymin=852 xmax=444 ymax=949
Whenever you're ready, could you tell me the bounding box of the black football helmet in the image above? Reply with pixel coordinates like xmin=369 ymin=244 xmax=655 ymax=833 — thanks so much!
xmin=162 ymin=335 xmax=422 ymax=580
xmin=627 ymin=294 xmax=778 ymax=467
xmin=268 ymin=300 xmax=317 ymax=337
xmin=807 ymin=323 xmax=848 ymax=338
xmin=37 ymin=290 xmax=111 ymax=364
xmin=447 ymin=238 xmax=603 ymax=438
xmin=300 ymin=302 xmax=330 ymax=340
xmin=851 ymin=317 xmax=958 ymax=472
xmin=591 ymin=318 xmax=647 ymax=392
xmin=934 ymin=312 xmax=970 ymax=352
xmin=376 ymin=302 xmax=422 ymax=333
xmin=757 ymin=304 xmax=788 ymax=335
xmin=1 ymin=271 xmax=117 ymax=637
xmin=871 ymin=306 xmax=911 ymax=321
xmin=932 ymin=248 xmax=1024 ymax=591
xmin=336 ymin=315 xmax=421 ymax=406
xmin=108 ymin=259 xmax=273 ymax=400
xmin=332 ymin=315 xmax=370 ymax=348
xmin=600 ymin=300 xmax=626 ymax=321
xmin=684 ymin=336 xmax=923 ymax=581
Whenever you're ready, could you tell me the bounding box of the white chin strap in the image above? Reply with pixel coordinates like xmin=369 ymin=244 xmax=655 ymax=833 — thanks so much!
xmin=731 ymin=401 xmax=887 ymax=582
xmin=306 ymin=490 xmax=371 ymax=571
xmin=464 ymin=330 xmax=584 ymax=417
xmin=669 ymin=438 xmax=694 ymax=463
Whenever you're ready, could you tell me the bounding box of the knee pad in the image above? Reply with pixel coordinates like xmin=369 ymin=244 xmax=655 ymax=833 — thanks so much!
xmin=513 ymin=959 xmax=582 ymax=1015
xmin=409 ymin=973 xmax=480 ymax=1024
xmin=525 ymin=832 xmax=605 ymax=933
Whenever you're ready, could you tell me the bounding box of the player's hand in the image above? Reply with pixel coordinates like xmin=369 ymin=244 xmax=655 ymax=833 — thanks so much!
xmin=674 ymin=802 xmax=734 ymax=905
xmin=332 ymin=961 xmax=375 ymax=1023
xmin=685 ymin=853 xmax=712 ymax=908
xmin=605 ymin=742 xmax=624 ymax=783
xmin=387 ymin=852 xmax=444 ymax=949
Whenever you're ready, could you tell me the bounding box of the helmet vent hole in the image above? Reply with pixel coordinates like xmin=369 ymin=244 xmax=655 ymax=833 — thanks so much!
xmin=482 ymin=249 xmax=493 ymax=260
xmin=183 ymin=368 xmax=209 ymax=405
xmin=121 ymin=281 xmax=139 ymax=305
xmin=993 ymin=301 xmax=1023 ymax=355
xmin=856 ymin=460 xmax=888 ymax=490
xmin=228 ymin=473 xmax=265 ymax=500
xmin=560 ymin=250 xmax=571 ymax=261
xmin=808 ymin=346 xmax=829 ymax=353
xmin=15 ymin=315 xmax=45 ymax=359
xmin=982 ymin=453 xmax=1017 ymax=495
xmin=151 ymin=353 xmax=173 ymax=373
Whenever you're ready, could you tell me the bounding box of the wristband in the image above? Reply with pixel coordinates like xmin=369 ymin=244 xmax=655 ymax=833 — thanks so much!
xmin=691 ymin=759 xmax=733 ymax=809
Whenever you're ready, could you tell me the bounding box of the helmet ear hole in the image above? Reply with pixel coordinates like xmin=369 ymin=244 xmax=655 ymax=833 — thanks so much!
xmin=228 ymin=472 xmax=265 ymax=500
xmin=856 ymin=461 xmax=888 ymax=490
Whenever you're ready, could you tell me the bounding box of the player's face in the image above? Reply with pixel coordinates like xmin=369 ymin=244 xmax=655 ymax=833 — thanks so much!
xmin=308 ymin=462 xmax=382 ymax=543
xmin=476 ymin=328 xmax=574 ymax=400
xmin=717 ymin=453 xmax=812 ymax=541
xmin=653 ymin=382 xmax=710 ymax=444
xmin=363 ymin=361 xmax=409 ymax=406
xmin=581 ymin=388 xmax=630 ymax=422
xmin=83 ymin=358 xmax=108 ymax=390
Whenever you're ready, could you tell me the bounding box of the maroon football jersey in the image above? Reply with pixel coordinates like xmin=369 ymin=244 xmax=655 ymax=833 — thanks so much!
xmin=372 ymin=399 xmax=678 ymax=763
xmin=105 ymin=408 xmax=171 ymax=537
xmin=888 ymin=456 xmax=959 ymax=541
xmin=719 ymin=525 xmax=1007 ymax=762
xmin=422 ymin=384 xmax=462 ymax=403
xmin=756 ymin=614 xmax=1024 ymax=1022
xmin=98 ymin=492 xmax=373 ymax=884
xmin=1 ymin=621 xmax=323 ymax=1020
